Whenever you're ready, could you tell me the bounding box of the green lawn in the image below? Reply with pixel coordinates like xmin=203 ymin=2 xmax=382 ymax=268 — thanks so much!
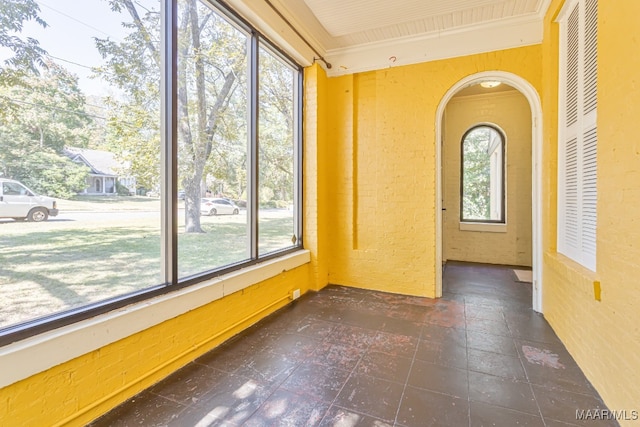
xmin=62 ymin=195 xmax=162 ymax=211
xmin=0 ymin=206 xmax=295 ymax=329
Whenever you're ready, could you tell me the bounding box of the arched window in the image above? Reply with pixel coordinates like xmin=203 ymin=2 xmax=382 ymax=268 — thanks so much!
xmin=460 ymin=125 xmax=505 ymax=223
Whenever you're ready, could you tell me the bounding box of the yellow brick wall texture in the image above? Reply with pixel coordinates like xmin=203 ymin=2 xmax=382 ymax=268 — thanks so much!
xmin=304 ymin=64 xmax=330 ymax=292
xmin=325 ymin=46 xmax=542 ymax=297
xmin=443 ymin=91 xmax=532 ymax=266
xmin=540 ymin=1 xmax=640 ymax=423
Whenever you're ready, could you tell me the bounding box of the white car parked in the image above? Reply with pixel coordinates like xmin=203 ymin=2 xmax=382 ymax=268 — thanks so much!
xmin=200 ymin=198 xmax=240 ymax=216
xmin=0 ymin=178 xmax=59 ymax=222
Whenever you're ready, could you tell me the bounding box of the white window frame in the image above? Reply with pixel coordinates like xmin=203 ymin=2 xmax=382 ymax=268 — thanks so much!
xmin=460 ymin=124 xmax=506 ymax=224
xmin=556 ymin=0 xmax=598 ymax=271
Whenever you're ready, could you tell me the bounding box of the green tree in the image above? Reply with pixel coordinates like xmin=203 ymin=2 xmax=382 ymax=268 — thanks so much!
xmin=0 ymin=0 xmax=92 ymax=197
xmin=1 ymin=61 xmax=92 ymax=151
xmin=0 ymin=0 xmax=48 ymax=88
xmin=9 ymin=150 xmax=89 ymax=198
xmin=97 ymin=0 xmax=247 ymax=233
xmin=102 ymin=97 xmax=160 ymax=190
xmin=176 ymin=0 xmax=246 ymax=232
xmin=258 ymin=48 xmax=295 ymax=205
xmin=462 ymin=127 xmax=492 ymax=219
xmin=94 ymin=0 xmax=162 ymax=192
xmin=0 ymin=62 xmax=92 ymax=196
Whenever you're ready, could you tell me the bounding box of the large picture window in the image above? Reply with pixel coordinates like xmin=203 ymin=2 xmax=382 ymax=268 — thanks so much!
xmin=460 ymin=125 xmax=505 ymax=223
xmin=0 ymin=0 xmax=302 ymax=343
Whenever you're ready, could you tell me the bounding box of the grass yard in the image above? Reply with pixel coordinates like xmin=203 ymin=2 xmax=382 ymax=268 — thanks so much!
xmin=62 ymin=195 xmax=163 ymax=211
xmin=0 ymin=202 xmax=295 ymax=329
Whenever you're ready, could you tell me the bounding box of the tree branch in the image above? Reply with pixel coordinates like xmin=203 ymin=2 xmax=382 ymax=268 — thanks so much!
xmin=120 ymin=0 xmax=159 ymax=66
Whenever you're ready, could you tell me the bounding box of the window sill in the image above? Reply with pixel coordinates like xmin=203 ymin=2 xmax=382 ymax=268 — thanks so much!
xmin=459 ymin=222 xmax=507 ymax=233
xmin=0 ymin=249 xmax=310 ymax=388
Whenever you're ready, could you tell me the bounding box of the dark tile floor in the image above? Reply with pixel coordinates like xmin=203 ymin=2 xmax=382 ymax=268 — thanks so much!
xmin=89 ymin=261 xmax=617 ymax=427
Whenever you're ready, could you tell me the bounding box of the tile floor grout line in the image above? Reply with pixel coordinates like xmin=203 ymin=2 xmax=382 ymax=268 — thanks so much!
xmin=528 ymin=381 xmax=550 ymax=427
xmin=392 ymin=316 xmax=430 ymax=427
xmin=512 ymin=317 xmax=549 ymax=427
xmin=228 ymin=316 xmax=337 ymax=425
xmin=216 ymin=334 xmax=310 ymax=426
xmin=313 ymin=313 xmax=374 ymax=425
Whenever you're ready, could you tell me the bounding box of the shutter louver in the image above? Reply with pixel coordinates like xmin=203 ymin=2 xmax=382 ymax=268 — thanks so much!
xmin=582 ymin=126 xmax=597 ymax=260
xmin=566 ymin=6 xmax=579 ymax=127
xmin=557 ymin=0 xmax=597 ymax=271
xmin=565 ymin=136 xmax=579 ymax=249
xmin=583 ymin=0 xmax=598 ymax=115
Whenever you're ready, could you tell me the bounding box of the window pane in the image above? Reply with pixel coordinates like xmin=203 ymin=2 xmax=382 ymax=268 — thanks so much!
xmin=461 ymin=126 xmax=504 ymax=222
xmin=176 ymin=0 xmax=250 ymax=278
xmin=0 ymin=0 xmax=162 ymax=329
xmin=258 ymin=45 xmax=297 ymax=255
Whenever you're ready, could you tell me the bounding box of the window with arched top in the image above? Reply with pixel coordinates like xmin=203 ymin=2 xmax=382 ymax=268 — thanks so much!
xmin=460 ymin=125 xmax=505 ymax=223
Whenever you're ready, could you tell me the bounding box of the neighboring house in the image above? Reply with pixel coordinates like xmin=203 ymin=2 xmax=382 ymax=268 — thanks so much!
xmin=64 ymin=147 xmax=136 ymax=195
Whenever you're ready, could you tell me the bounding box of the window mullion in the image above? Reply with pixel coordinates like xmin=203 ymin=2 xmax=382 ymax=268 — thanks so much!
xmin=249 ymin=33 xmax=259 ymax=260
xmin=295 ymin=70 xmax=303 ymax=246
xmin=161 ymin=0 xmax=178 ymax=285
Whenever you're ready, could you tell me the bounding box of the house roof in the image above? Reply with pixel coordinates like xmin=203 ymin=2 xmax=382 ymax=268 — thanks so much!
xmin=64 ymin=147 xmax=125 ymax=177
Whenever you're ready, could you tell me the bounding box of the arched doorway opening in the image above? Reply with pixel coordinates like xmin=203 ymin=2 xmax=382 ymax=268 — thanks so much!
xmin=435 ymin=71 xmax=543 ymax=312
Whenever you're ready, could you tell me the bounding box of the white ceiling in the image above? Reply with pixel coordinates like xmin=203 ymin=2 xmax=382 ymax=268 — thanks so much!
xmin=230 ymin=0 xmax=551 ymax=76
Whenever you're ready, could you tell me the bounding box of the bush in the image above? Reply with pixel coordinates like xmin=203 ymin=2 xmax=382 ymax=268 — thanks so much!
xmin=11 ymin=151 xmax=89 ymax=198
xmin=260 ymin=200 xmax=277 ymax=209
xmin=258 ymin=200 xmax=291 ymax=209
xmin=116 ymin=181 xmax=132 ymax=196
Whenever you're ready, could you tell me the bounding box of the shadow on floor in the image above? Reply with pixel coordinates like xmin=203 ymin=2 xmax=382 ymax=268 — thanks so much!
xmin=89 ymin=261 xmax=617 ymax=427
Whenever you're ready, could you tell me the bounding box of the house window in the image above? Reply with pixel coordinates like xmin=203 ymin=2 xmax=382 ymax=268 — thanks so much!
xmin=460 ymin=125 xmax=505 ymax=223
xmin=557 ymin=0 xmax=597 ymax=271
xmin=0 ymin=0 xmax=302 ymax=344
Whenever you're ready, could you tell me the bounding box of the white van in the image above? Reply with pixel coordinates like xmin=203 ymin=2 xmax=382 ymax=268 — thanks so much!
xmin=0 ymin=178 xmax=59 ymax=222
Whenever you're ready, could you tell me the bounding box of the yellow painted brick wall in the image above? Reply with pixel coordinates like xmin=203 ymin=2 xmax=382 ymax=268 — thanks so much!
xmin=443 ymin=91 xmax=532 ymax=266
xmin=541 ymin=0 xmax=640 ymax=424
xmin=325 ymin=46 xmax=542 ymax=297
xmin=304 ymin=64 xmax=330 ymax=292
xmin=0 ymin=266 xmax=310 ymax=426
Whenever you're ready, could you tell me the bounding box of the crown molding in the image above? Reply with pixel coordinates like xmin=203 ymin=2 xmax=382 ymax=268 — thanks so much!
xmin=324 ymin=13 xmax=544 ymax=77
xmin=223 ymin=0 xmax=553 ymax=74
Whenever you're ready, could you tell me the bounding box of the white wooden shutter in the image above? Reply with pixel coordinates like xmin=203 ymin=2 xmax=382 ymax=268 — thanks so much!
xmin=557 ymin=0 xmax=597 ymax=271
xmin=581 ymin=0 xmax=598 ymax=267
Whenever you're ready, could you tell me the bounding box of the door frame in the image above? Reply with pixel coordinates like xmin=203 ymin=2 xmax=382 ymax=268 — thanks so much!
xmin=435 ymin=71 xmax=544 ymax=313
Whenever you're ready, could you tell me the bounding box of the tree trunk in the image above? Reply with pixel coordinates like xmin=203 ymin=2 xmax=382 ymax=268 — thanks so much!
xmin=151 ymin=0 xmax=239 ymax=233
xmin=182 ymin=0 xmax=207 ymax=233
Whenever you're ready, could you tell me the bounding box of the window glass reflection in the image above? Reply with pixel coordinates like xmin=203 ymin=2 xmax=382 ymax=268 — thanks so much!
xmin=461 ymin=126 xmax=504 ymax=222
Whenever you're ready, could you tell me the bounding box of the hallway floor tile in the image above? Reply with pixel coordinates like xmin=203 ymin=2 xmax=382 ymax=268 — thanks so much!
xmin=89 ymin=262 xmax=617 ymax=427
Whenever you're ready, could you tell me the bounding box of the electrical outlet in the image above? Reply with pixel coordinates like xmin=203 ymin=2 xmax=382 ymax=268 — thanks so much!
xmin=292 ymin=289 xmax=301 ymax=300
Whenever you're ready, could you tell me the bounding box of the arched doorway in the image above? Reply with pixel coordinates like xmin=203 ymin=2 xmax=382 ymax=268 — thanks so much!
xmin=435 ymin=71 xmax=543 ymax=313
